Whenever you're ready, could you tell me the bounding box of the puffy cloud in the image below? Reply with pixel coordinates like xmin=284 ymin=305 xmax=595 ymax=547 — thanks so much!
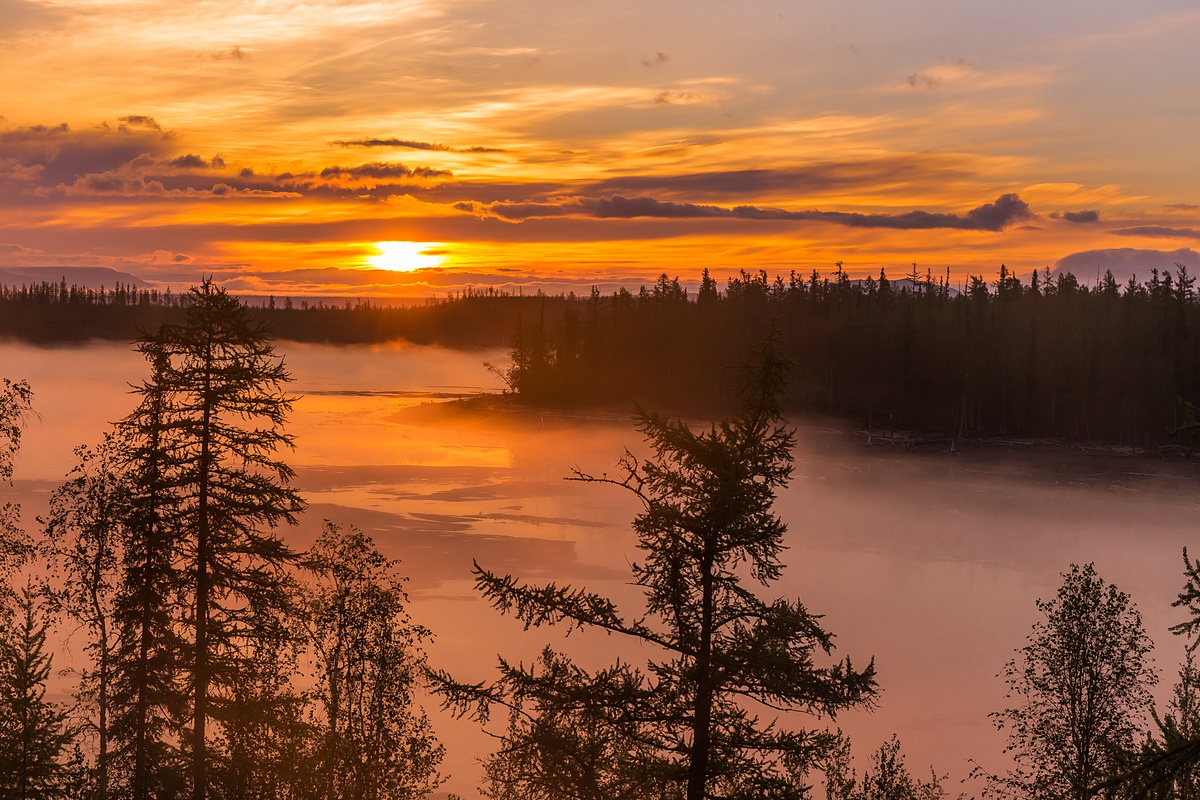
xmin=167 ymin=153 xmax=212 ymax=168
xmin=962 ymin=193 xmax=1033 ymax=230
xmin=0 ymin=121 xmax=172 ymax=190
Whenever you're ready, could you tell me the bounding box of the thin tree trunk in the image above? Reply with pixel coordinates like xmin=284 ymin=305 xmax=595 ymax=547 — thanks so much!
xmin=97 ymin=616 xmax=109 ymax=800
xmin=133 ymin=468 xmax=160 ymax=799
xmin=90 ymin=529 xmax=110 ymax=800
xmin=193 ymin=356 xmax=213 ymax=800
xmin=134 ymin=573 xmax=153 ymax=799
xmin=687 ymin=551 xmax=715 ymax=800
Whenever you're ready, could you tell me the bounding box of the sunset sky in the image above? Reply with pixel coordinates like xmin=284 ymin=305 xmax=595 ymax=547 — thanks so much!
xmin=3 ymin=0 xmax=1200 ymax=297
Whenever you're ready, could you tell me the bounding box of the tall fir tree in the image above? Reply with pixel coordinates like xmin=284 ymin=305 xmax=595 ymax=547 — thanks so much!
xmin=113 ymin=345 xmax=190 ymax=799
xmin=129 ymin=279 xmax=306 ymax=800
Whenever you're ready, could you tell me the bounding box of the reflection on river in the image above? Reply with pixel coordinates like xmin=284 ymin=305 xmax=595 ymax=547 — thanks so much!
xmin=4 ymin=339 xmax=1200 ymax=797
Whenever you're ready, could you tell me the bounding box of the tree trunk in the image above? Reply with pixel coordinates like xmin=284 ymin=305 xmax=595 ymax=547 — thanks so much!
xmin=687 ymin=551 xmax=715 ymax=800
xmin=193 ymin=356 xmax=213 ymax=800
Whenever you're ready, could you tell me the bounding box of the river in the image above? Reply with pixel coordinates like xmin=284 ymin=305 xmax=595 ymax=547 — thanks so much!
xmin=3 ymin=338 xmax=1199 ymax=797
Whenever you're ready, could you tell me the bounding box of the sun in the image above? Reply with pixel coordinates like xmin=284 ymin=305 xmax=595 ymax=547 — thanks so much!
xmin=366 ymin=241 xmax=447 ymax=272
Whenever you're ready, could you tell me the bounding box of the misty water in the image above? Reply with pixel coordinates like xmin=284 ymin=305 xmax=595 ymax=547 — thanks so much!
xmin=4 ymin=338 xmax=1200 ymax=797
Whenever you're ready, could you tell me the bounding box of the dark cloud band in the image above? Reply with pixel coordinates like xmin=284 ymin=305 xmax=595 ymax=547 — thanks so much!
xmin=332 ymin=138 xmax=505 ymax=153
xmin=459 ymin=193 xmax=1033 ymax=231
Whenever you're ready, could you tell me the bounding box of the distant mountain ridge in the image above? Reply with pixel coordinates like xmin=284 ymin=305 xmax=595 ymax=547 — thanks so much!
xmin=0 ymin=266 xmax=149 ymax=289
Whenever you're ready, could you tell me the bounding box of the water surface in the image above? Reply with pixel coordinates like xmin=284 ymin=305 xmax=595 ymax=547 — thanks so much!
xmin=4 ymin=339 xmax=1199 ymax=797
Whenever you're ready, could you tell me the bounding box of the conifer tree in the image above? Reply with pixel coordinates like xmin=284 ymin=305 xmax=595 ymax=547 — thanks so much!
xmin=129 ymin=279 xmax=306 ymax=800
xmin=436 ymin=335 xmax=876 ymax=800
xmin=113 ymin=345 xmax=190 ymax=799
xmin=0 ymin=586 xmax=73 ymax=799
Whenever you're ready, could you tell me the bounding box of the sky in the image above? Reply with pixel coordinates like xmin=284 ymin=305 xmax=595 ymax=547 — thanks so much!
xmin=2 ymin=0 xmax=1200 ymax=297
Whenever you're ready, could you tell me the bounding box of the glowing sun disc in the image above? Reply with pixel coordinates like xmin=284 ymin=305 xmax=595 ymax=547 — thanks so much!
xmin=367 ymin=241 xmax=447 ymax=272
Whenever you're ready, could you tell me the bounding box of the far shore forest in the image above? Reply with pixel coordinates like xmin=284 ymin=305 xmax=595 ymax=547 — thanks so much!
xmin=4 ymin=276 xmax=1200 ymax=800
xmin=3 ymin=263 xmax=1200 ymax=448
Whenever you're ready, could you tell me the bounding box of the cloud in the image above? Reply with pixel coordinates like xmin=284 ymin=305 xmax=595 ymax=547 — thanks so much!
xmin=0 ymin=242 xmax=38 ymax=255
xmin=458 ymin=193 xmax=1033 ymax=231
xmin=653 ymin=91 xmax=697 ymax=105
xmin=332 ymin=138 xmax=506 ymax=153
xmin=1165 ymin=203 xmax=1199 ymax=211
xmin=580 ymin=159 xmax=968 ymax=199
xmin=148 ymin=249 xmax=192 ymax=264
xmin=641 ymin=52 xmax=670 ymax=68
xmin=319 ymin=162 xmax=451 ymax=180
xmin=1111 ymin=225 xmax=1200 ymax=239
xmin=1055 ymin=247 xmax=1200 ymax=283
xmin=118 ymin=115 xmax=162 ymax=131
xmin=0 ymin=123 xmax=70 ymax=142
xmin=1049 ymin=209 xmax=1099 ymax=223
xmin=209 ymin=46 xmax=247 ymax=61
xmin=0 ymin=121 xmax=173 ymax=189
xmin=906 ymin=73 xmax=940 ymax=89
xmin=0 ymin=0 xmax=65 ymax=36
xmin=962 ymin=193 xmax=1033 ymax=230
xmin=0 ymin=121 xmax=457 ymax=202
xmin=167 ymin=154 xmax=213 ymax=168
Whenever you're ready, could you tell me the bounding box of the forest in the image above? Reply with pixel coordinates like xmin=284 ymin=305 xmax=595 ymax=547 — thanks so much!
xmin=3 ymin=280 xmax=1200 ymax=799
xmin=3 ymin=262 xmax=1200 ymax=447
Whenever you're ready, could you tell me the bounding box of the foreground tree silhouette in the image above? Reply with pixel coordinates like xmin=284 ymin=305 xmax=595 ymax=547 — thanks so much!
xmin=305 ymin=522 xmax=444 ymax=800
xmin=0 ymin=378 xmax=34 ymax=584
xmin=114 ymin=343 xmax=190 ymax=799
xmin=0 ymin=382 xmax=71 ymax=798
xmin=44 ymin=437 xmax=125 ymax=800
xmin=980 ymin=563 xmax=1155 ymax=800
xmin=436 ymin=338 xmax=877 ymax=800
xmin=1089 ymin=550 xmax=1200 ymax=799
xmin=130 ymin=279 xmax=306 ymax=800
xmin=823 ymin=733 xmax=949 ymax=800
xmin=0 ymin=586 xmax=73 ymax=799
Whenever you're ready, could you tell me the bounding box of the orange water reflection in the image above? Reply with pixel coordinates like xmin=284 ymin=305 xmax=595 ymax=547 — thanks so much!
xmin=4 ymin=340 xmax=1200 ymax=798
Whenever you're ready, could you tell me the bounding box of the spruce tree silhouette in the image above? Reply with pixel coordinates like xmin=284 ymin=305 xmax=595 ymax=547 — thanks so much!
xmin=435 ymin=333 xmax=876 ymax=800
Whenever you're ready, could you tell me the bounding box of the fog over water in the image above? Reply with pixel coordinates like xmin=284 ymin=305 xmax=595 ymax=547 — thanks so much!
xmin=3 ymin=339 xmax=1199 ymax=797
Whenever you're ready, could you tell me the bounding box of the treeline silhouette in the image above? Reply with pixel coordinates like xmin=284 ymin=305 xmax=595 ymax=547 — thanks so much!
xmin=4 ymin=263 xmax=1200 ymax=445
xmin=0 ymin=279 xmax=547 ymax=347
xmin=500 ymin=264 xmax=1200 ymax=447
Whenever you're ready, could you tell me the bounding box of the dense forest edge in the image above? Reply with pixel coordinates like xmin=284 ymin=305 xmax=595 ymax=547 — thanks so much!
xmin=4 ymin=261 xmax=1200 ymax=446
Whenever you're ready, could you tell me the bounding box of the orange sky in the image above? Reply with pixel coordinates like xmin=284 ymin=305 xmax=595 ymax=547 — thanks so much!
xmin=2 ymin=0 xmax=1200 ymax=297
